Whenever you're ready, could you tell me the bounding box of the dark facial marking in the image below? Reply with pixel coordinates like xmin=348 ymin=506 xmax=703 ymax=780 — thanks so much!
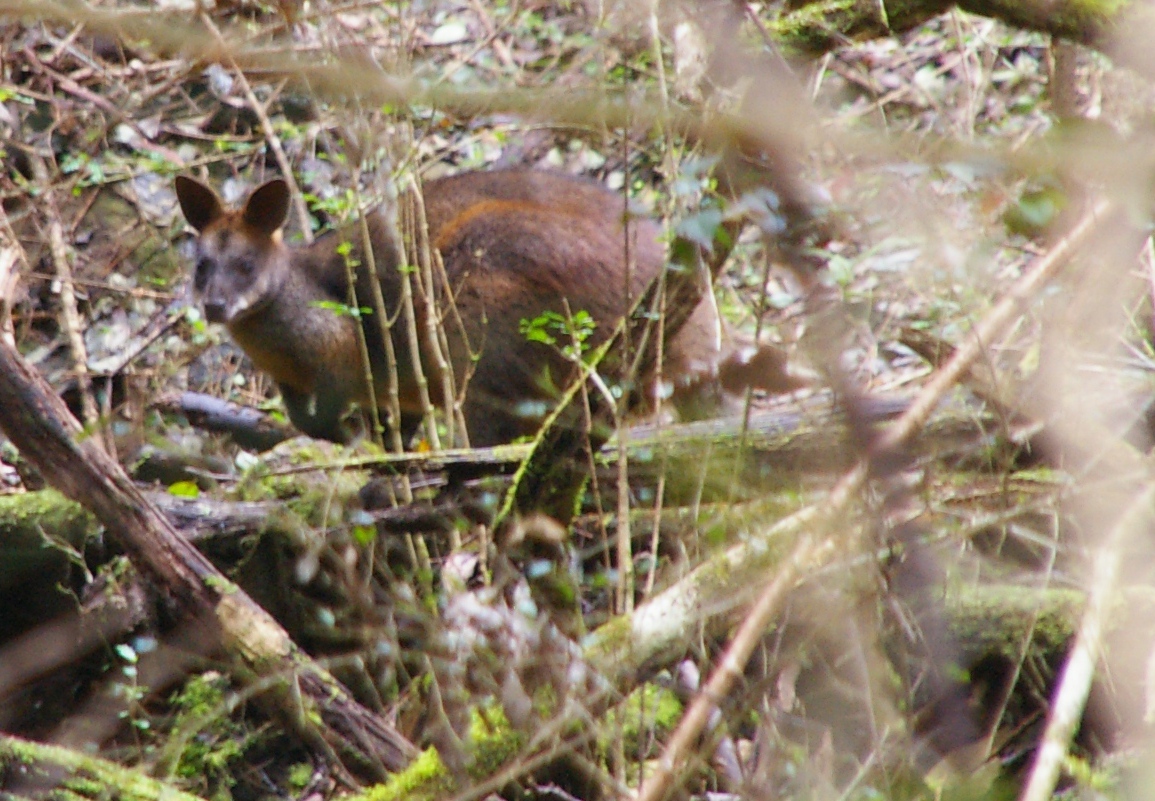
xmin=194 ymin=256 xmax=213 ymax=291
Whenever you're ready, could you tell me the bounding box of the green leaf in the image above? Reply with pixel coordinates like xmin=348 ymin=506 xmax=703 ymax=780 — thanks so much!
xmin=352 ymin=524 xmax=377 ymax=546
xmin=168 ymin=480 xmax=200 ymax=498
xmin=676 ymin=208 xmax=724 ymax=253
xmin=1003 ymin=182 xmax=1068 ymax=237
xmin=311 ymin=300 xmax=372 ymax=319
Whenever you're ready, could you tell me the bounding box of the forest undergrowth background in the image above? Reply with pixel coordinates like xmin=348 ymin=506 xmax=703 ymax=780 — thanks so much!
xmin=3 ymin=1 xmax=1155 ymax=799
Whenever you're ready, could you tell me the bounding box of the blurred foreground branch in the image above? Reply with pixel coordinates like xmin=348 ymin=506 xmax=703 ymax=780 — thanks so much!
xmin=630 ymin=195 xmax=1116 ymax=801
xmin=5 ymin=0 xmax=1155 ymax=83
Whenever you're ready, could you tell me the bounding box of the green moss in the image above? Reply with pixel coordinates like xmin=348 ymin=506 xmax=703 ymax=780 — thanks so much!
xmin=233 ymin=439 xmax=372 ymax=528
xmin=358 ymin=747 xmax=454 ymax=801
xmin=287 ymin=762 xmax=315 ymax=794
xmin=0 ymin=487 xmax=95 ymax=546
xmin=0 ymin=489 xmax=99 ymax=593
xmin=157 ymin=672 xmax=256 ymax=797
xmin=601 ymin=683 xmax=682 ymax=759
xmin=354 ymin=706 xmax=529 ymax=801
xmin=0 ymin=733 xmax=204 ymax=801
xmin=769 ymin=0 xmax=863 ymax=57
xmin=944 ymin=584 xmax=1083 ymax=662
xmin=470 ymin=707 xmax=528 ymax=776
xmin=583 ymin=613 xmax=635 ymax=678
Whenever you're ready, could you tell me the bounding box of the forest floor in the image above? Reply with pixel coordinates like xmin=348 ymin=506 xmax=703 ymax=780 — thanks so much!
xmin=2 ymin=3 xmax=1155 ymax=800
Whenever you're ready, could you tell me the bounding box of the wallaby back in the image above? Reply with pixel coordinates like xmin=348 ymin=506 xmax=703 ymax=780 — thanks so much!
xmin=175 ymin=169 xmax=800 ymax=446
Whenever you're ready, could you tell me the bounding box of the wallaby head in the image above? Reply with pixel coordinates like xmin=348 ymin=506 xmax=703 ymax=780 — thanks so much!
xmin=175 ymin=176 xmax=293 ymax=325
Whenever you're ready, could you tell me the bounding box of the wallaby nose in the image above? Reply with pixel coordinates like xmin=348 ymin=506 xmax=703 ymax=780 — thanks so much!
xmin=203 ymin=300 xmax=228 ymax=323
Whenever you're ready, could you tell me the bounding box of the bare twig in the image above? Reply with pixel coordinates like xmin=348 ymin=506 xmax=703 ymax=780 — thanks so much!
xmin=0 ymin=244 xmax=17 ymax=348
xmin=409 ymin=175 xmax=458 ymax=449
xmin=27 ymin=157 xmax=103 ymax=447
xmin=1019 ymin=483 xmax=1153 ymax=801
xmin=394 ymin=175 xmax=442 ymax=451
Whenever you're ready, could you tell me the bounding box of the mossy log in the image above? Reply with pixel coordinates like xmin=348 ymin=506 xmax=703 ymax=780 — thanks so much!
xmin=0 ymin=733 xmax=206 ymax=801
xmin=0 ymin=338 xmax=417 ymax=783
xmin=773 ymin=0 xmax=1150 ymax=65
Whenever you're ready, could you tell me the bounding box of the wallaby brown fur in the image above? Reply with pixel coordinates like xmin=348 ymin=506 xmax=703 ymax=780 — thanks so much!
xmin=175 ymin=169 xmax=805 ymax=446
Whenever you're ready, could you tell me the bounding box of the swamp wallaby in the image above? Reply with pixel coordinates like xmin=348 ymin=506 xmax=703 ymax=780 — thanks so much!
xmin=175 ymin=169 xmax=805 ymax=446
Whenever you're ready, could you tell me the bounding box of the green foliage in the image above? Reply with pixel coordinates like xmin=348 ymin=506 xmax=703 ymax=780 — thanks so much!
xmin=600 ymin=683 xmax=683 ymax=762
xmin=112 ymin=641 xmax=152 ymax=733
xmin=352 ymin=522 xmax=378 ymax=546
xmin=675 ymin=207 xmax=725 ymax=253
xmin=167 ymin=480 xmax=200 ymax=498
xmin=0 ymin=85 xmax=32 ymax=103
xmin=273 ymin=118 xmax=303 ymax=143
xmin=311 ymin=299 xmax=372 ymax=319
xmin=184 ymin=305 xmax=212 ymax=345
xmin=361 ymin=747 xmax=454 ymax=801
xmin=203 ymin=574 xmax=237 ymax=594
xmin=307 ymin=187 xmax=357 ymax=220
xmin=60 ymin=151 xmax=107 ymax=187
xmin=1062 ymin=753 xmax=1120 ymax=795
xmin=165 ymin=672 xmax=253 ymax=799
xmin=826 ymin=252 xmax=857 ymax=287
xmin=211 ymin=137 xmax=256 ymax=155
xmin=1003 ymin=180 xmax=1069 ymax=237
xmin=358 ymin=705 xmax=529 ymax=801
xmin=286 ymin=761 xmax=315 ymax=794
xmin=519 ymin=309 xmax=597 ymax=362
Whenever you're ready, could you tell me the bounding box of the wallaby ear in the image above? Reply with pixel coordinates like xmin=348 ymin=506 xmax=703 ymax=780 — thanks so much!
xmin=243 ymin=179 xmax=291 ymax=237
xmin=175 ymin=176 xmax=224 ymax=232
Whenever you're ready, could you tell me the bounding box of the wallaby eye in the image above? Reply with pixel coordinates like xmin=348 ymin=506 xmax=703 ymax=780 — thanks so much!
xmin=237 ymin=257 xmax=257 ymax=276
xmin=193 ymin=257 xmax=213 ymax=290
